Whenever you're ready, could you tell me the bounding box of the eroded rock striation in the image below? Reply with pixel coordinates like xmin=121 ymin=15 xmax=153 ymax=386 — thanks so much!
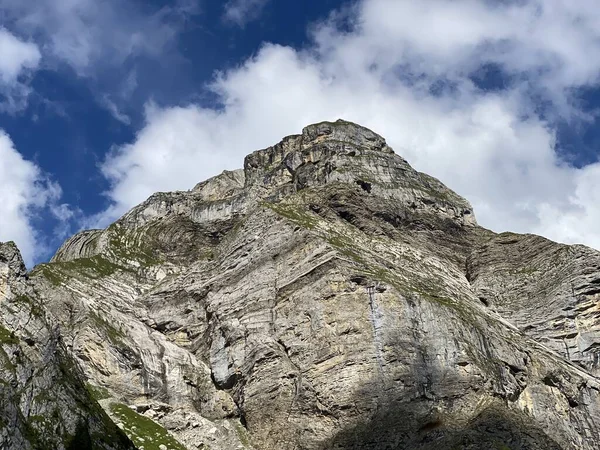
xmin=0 ymin=243 xmax=134 ymax=449
xmin=4 ymin=119 xmax=600 ymax=449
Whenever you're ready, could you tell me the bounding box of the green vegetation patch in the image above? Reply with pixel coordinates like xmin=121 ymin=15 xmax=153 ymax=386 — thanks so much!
xmin=234 ymin=421 xmax=251 ymax=448
xmin=32 ymin=264 xmax=66 ymax=286
xmin=110 ymin=403 xmax=187 ymax=450
xmin=0 ymin=323 xmax=18 ymax=345
xmin=513 ymin=266 xmax=537 ymax=276
xmin=32 ymin=255 xmax=124 ymax=284
xmin=86 ymin=383 xmax=111 ymax=402
xmin=13 ymin=294 xmax=44 ymax=318
xmin=0 ymin=346 xmax=16 ymax=372
xmin=263 ymin=202 xmax=319 ymax=230
xmin=88 ymin=311 xmax=127 ymax=347
xmin=59 ymin=255 xmax=122 ymax=278
xmin=32 ymin=225 xmax=165 ymax=285
xmin=107 ymin=224 xmax=162 ymax=267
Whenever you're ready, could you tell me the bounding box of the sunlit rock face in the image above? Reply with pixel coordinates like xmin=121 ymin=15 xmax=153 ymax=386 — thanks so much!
xmin=6 ymin=119 xmax=600 ymax=449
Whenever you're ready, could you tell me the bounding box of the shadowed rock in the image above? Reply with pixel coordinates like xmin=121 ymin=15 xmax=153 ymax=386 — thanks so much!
xmin=0 ymin=242 xmax=135 ymax=450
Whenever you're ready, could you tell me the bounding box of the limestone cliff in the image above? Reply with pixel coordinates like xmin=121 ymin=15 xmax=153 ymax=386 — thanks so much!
xmin=0 ymin=243 xmax=134 ymax=449
xmin=4 ymin=119 xmax=600 ymax=449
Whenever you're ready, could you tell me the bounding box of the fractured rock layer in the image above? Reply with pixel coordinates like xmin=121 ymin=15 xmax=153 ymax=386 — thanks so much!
xmin=0 ymin=242 xmax=134 ymax=450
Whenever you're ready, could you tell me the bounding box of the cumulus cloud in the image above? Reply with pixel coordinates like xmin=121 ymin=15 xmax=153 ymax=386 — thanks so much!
xmin=0 ymin=28 xmax=40 ymax=111
xmin=0 ymin=28 xmax=40 ymax=82
xmin=223 ymin=0 xmax=270 ymax=27
xmin=534 ymin=163 xmax=600 ymax=249
xmin=0 ymin=0 xmax=198 ymax=120
xmin=0 ymin=0 xmax=196 ymax=74
xmin=0 ymin=131 xmax=66 ymax=266
xmin=101 ymin=0 xmax=600 ymax=250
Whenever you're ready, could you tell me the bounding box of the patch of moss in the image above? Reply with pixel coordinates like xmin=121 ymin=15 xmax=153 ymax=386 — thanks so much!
xmin=32 ymin=255 xmax=123 ymax=284
xmin=420 ymin=186 xmax=452 ymax=203
xmin=86 ymin=383 xmax=111 ymax=402
xmin=0 ymin=323 xmax=18 ymax=345
xmin=0 ymin=346 xmax=16 ymax=372
xmin=60 ymin=256 xmax=123 ymax=278
xmin=514 ymin=266 xmax=537 ymax=276
xmin=263 ymin=202 xmax=319 ymax=229
xmin=88 ymin=312 xmax=126 ymax=347
xmin=56 ymin=353 xmax=84 ymax=393
xmin=32 ymin=390 xmax=55 ymax=405
xmin=32 ymin=264 xmax=66 ymax=286
xmin=109 ymin=403 xmax=187 ymax=450
xmin=234 ymin=421 xmax=251 ymax=448
xmin=88 ymin=399 xmax=135 ymax=450
xmin=33 ymin=226 xmax=164 ymax=284
xmin=14 ymin=294 xmax=44 ymax=318
xmin=107 ymin=224 xmax=162 ymax=267
xmin=22 ymin=418 xmax=44 ymax=449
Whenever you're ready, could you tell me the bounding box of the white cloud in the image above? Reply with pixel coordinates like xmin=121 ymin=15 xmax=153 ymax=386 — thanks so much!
xmin=0 ymin=28 xmax=40 ymax=112
xmin=0 ymin=0 xmax=196 ymax=75
xmin=0 ymin=28 xmax=40 ymax=82
xmin=534 ymin=163 xmax=600 ymax=249
xmin=223 ymin=0 xmax=270 ymax=27
xmin=0 ymin=0 xmax=198 ymax=118
xmin=0 ymin=131 xmax=65 ymax=266
xmin=101 ymin=0 xmax=600 ymax=250
xmin=99 ymin=95 xmax=131 ymax=125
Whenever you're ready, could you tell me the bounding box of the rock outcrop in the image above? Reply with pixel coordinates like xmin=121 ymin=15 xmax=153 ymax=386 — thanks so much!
xmin=0 ymin=242 xmax=134 ymax=450
xmin=4 ymin=119 xmax=600 ymax=449
xmin=468 ymin=233 xmax=600 ymax=376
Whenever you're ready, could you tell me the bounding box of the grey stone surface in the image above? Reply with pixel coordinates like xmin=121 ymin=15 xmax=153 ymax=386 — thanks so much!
xmin=467 ymin=232 xmax=600 ymax=376
xmin=0 ymin=242 xmax=135 ymax=450
xmin=4 ymin=119 xmax=600 ymax=449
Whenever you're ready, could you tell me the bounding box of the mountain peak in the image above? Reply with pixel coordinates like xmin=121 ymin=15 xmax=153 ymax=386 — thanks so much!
xmin=25 ymin=120 xmax=600 ymax=450
xmin=243 ymin=119 xmax=476 ymax=227
xmin=52 ymin=120 xmax=477 ymax=266
xmin=300 ymin=119 xmax=391 ymax=153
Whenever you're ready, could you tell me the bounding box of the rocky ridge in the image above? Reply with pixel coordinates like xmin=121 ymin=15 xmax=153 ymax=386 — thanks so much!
xmin=2 ymin=119 xmax=600 ymax=449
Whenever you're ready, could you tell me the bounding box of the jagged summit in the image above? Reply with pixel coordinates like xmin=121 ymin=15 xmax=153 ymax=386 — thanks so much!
xmin=4 ymin=120 xmax=600 ymax=449
xmin=52 ymin=120 xmax=475 ymax=265
xmin=297 ymin=119 xmax=392 ymax=153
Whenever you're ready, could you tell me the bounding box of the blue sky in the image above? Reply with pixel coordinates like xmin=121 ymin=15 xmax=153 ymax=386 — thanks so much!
xmin=1 ymin=0 xmax=600 ymax=266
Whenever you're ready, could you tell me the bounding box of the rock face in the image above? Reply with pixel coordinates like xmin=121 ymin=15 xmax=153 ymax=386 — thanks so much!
xmin=467 ymin=233 xmax=600 ymax=376
xmin=0 ymin=242 xmax=134 ymax=450
xmin=5 ymin=119 xmax=600 ymax=449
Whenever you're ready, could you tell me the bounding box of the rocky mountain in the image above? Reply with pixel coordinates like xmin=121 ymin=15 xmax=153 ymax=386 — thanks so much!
xmin=3 ymin=119 xmax=600 ymax=449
